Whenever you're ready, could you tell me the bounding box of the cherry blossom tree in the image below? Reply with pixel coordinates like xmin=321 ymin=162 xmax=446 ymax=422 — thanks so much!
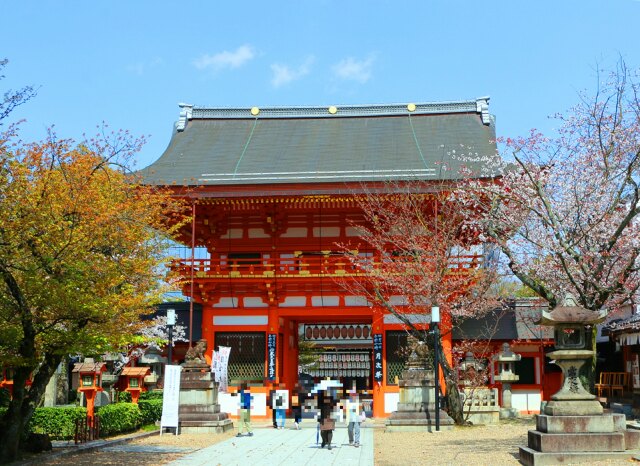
xmin=457 ymin=62 xmax=640 ymax=382
xmin=339 ymin=186 xmax=502 ymax=424
xmin=115 ymin=314 xmax=188 ymax=372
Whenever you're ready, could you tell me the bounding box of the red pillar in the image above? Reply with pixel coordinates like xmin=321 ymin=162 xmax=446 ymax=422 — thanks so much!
xmin=440 ymin=310 xmax=453 ymax=395
xmin=372 ymin=306 xmax=385 ymax=418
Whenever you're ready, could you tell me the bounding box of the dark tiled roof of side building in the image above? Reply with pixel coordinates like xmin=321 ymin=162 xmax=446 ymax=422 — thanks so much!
xmin=453 ymin=299 xmax=553 ymax=341
xmin=139 ymin=98 xmax=498 ymax=187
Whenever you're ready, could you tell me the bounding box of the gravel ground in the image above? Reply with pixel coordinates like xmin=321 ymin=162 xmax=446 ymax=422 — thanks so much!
xmin=373 ymin=416 xmax=637 ymax=466
xmin=16 ymin=417 xmax=640 ymax=466
xmin=20 ymin=431 xmax=237 ymax=466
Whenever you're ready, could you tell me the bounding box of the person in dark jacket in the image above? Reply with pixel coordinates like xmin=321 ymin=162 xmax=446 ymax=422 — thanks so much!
xmin=291 ymin=384 xmax=303 ymax=430
xmin=318 ymin=391 xmax=336 ymax=450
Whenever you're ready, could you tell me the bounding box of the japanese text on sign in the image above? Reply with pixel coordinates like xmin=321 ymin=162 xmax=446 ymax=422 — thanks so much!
xmin=267 ymin=334 xmax=277 ymax=380
xmin=373 ymin=334 xmax=383 ymax=382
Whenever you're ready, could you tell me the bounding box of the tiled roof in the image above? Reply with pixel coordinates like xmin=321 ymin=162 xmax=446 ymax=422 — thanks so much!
xmin=453 ymin=299 xmax=553 ymax=341
xmin=121 ymin=367 xmax=151 ymax=376
xmin=140 ymin=98 xmax=498 ymax=187
xmin=72 ymin=362 xmax=107 ymax=373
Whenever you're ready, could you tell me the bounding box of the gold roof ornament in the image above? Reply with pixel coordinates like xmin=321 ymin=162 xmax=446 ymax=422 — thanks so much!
xmin=250 ymin=107 xmax=260 ymax=116
xmin=328 ymin=106 xmax=338 ymax=114
xmin=407 ymin=103 xmax=416 ymax=112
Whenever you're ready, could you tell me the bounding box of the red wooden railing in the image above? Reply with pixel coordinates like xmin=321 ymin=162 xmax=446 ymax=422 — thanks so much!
xmin=171 ymin=254 xmax=481 ymax=279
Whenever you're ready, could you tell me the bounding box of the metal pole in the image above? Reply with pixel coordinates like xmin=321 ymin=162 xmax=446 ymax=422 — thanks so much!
xmin=168 ymin=324 xmax=174 ymax=365
xmin=189 ymin=201 xmax=196 ymax=347
xmin=434 ymin=322 xmax=440 ymax=432
xmin=167 ymin=308 xmax=176 ymax=366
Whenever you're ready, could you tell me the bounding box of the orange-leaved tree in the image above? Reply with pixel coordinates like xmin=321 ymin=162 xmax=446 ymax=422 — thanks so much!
xmin=0 ymin=126 xmax=187 ymax=462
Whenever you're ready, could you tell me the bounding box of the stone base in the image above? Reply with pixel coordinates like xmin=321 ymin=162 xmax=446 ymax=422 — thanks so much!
xmin=543 ymin=400 xmax=603 ymax=416
xmin=519 ymin=446 xmax=639 ymax=466
xmin=386 ymin=409 xmax=455 ymax=432
xmin=179 ymin=419 xmax=234 ymax=434
xmin=519 ymin=413 xmax=638 ymax=465
xmin=528 ymin=430 xmax=625 ymax=452
xmin=537 ymin=413 xmax=624 ymax=433
xmin=499 ymin=408 xmax=520 ymax=420
xmin=385 ymin=424 xmax=454 ymax=432
xmin=466 ymin=410 xmax=500 ymax=425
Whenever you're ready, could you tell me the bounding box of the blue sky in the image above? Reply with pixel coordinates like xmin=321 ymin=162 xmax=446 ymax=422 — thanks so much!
xmin=2 ymin=1 xmax=639 ymax=168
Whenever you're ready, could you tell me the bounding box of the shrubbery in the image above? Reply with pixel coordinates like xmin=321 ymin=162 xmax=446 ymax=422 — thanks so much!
xmin=139 ymin=390 xmax=163 ymax=401
xmin=29 ymin=406 xmax=87 ymax=440
xmin=97 ymin=403 xmax=141 ymax=436
xmin=0 ymin=388 xmax=11 ymax=407
xmin=138 ymin=399 xmax=163 ymax=425
xmin=116 ymin=391 xmax=132 ymax=403
xmin=0 ymin=391 xmax=164 ymax=441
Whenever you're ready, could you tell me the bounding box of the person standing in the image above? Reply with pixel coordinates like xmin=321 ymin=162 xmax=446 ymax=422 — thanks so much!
xmin=268 ymin=388 xmax=277 ymax=428
xmin=346 ymin=391 xmax=361 ymax=447
xmin=274 ymin=389 xmax=288 ymax=429
xmin=291 ymin=386 xmax=302 ymax=430
xmin=319 ymin=391 xmax=336 ymax=450
xmin=236 ymin=383 xmax=253 ymax=437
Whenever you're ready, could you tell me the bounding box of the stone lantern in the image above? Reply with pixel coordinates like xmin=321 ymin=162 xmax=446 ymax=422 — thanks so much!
xmin=72 ymin=359 xmax=107 ymax=420
xmin=517 ymin=295 xmax=640 ymax=466
xmin=539 ymin=296 xmax=607 ymax=416
xmin=494 ymin=343 xmax=521 ymax=419
xmin=458 ymin=352 xmax=487 ymax=386
xmin=121 ymin=366 xmax=150 ymax=404
xmin=386 ymin=336 xmax=455 ymax=431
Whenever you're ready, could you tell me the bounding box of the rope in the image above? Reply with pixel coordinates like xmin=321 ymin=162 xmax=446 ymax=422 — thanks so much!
xmin=408 ymin=114 xmax=429 ymax=169
xmin=233 ymin=118 xmax=258 ymax=177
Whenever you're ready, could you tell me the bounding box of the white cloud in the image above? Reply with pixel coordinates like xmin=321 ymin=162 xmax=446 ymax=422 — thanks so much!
xmin=193 ymin=45 xmax=255 ymax=71
xmin=270 ymin=56 xmax=315 ymax=88
xmin=331 ymin=55 xmax=375 ymax=83
xmin=126 ymin=57 xmax=164 ymax=76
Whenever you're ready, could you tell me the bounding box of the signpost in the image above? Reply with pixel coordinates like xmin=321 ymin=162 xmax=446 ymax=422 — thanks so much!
xmin=267 ymin=334 xmax=277 ymax=381
xmin=373 ymin=334 xmax=383 ymax=383
xmin=160 ymin=364 xmax=182 ymax=435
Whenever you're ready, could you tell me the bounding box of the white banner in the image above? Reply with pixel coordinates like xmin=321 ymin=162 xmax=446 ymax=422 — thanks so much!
xmin=160 ymin=364 xmax=182 ymax=435
xmin=218 ymin=346 xmax=231 ymax=393
xmin=211 ymin=350 xmax=221 ymax=381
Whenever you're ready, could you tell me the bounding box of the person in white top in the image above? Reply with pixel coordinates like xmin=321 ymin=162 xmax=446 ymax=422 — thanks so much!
xmin=346 ymin=391 xmax=363 ymax=447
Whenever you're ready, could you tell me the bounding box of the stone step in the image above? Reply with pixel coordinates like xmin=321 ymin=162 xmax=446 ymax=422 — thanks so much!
xmin=179 ymin=413 xmax=230 ymax=422
xmin=519 ymin=445 xmax=637 ymax=466
xmin=536 ymin=413 xmax=625 ymax=433
xmin=528 ymin=430 xmax=625 ymax=453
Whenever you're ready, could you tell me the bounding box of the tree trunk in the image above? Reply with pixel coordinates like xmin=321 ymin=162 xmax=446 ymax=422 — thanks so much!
xmin=435 ymin=340 xmax=464 ymax=425
xmin=0 ymin=353 xmax=62 ymax=463
xmin=0 ymin=367 xmax=31 ymax=463
xmin=445 ymin=377 xmax=464 ymax=425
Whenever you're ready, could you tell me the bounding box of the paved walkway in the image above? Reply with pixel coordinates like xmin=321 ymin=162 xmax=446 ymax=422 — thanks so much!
xmin=167 ymin=421 xmax=374 ymax=466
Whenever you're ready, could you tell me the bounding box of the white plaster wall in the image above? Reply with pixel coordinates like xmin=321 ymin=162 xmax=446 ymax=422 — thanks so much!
xmin=384 ymin=392 xmax=399 ymax=413
xmin=512 ymin=390 xmax=542 ymax=412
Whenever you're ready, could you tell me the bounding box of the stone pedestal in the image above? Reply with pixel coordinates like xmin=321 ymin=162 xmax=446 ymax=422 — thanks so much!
xmin=519 ymin=348 xmax=638 ymax=464
xmin=385 ymin=368 xmax=455 ymax=432
xmin=179 ymin=370 xmax=233 ymax=434
xmin=542 ymin=350 xmax=602 ymax=416
xmin=519 ymin=413 xmax=640 ymax=465
xmin=498 ymin=381 xmax=520 ymax=419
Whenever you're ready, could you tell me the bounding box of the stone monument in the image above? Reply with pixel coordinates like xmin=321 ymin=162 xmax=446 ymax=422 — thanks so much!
xmin=494 ymin=343 xmax=521 ymax=419
xmin=519 ymin=295 xmax=640 ymax=465
xmin=386 ymin=337 xmax=455 ymax=432
xmin=179 ymin=339 xmax=233 ymax=433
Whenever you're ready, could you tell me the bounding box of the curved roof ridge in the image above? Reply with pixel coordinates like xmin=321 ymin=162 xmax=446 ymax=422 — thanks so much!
xmin=176 ymin=97 xmax=491 ymax=127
